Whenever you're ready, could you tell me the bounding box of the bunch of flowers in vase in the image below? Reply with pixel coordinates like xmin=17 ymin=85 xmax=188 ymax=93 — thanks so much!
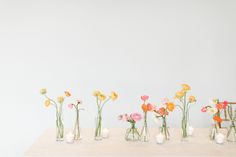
xmin=40 ymin=89 xmax=70 ymax=141
xmin=68 ymin=98 xmax=84 ymax=141
xmin=175 ymin=84 xmax=196 ymax=141
xmin=118 ymin=113 xmax=142 ymax=141
xmin=201 ymin=99 xmax=227 ymax=140
xmin=93 ymin=90 xmax=118 ymax=140
xmin=140 ymin=95 xmax=153 ymax=142
xmin=153 ymin=98 xmax=175 ymax=141
xmin=226 ymin=102 xmax=236 ymax=142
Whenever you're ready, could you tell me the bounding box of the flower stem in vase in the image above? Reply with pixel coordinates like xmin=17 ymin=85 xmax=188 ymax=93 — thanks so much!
xmin=140 ymin=112 xmax=150 ymax=142
xmin=227 ymin=105 xmax=236 ymax=142
xmin=125 ymin=122 xmax=140 ymax=141
xmin=161 ymin=116 xmax=170 ymax=140
xmin=73 ymin=108 xmax=81 ymax=140
xmin=56 ymin=106 xmax=64 ymax=141
xmin=95 ymin=111 xmax=102 ymax=140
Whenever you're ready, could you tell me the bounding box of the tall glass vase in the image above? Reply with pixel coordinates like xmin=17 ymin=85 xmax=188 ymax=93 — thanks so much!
xmin=140 ymin=112 xmax=150 ymax=142
xmin=95 ymin=111 xmax=102 ymax=140
xmin=56 ymin=107 xmax=64 ymax=141
xmin=73 ymin=109 xmax=81 ymax=140
xmin=160 ymin=117 xmax=170 ymax=140
xmin=125 ymin=122 xmax=140 ymax=141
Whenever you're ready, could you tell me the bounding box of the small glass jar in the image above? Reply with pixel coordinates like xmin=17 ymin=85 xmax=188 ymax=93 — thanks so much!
xmin=125 ymin=123 xmax=140 ymax=141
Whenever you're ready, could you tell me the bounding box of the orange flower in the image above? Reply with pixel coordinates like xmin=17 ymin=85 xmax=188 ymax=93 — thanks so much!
xmin=166 ymin=102 xmax=175 ymax=111
xmin=65 ymin=91 xmax=71 ymax=97
xmin=216 ymin=103 xmax=223 ymax=110
xmin=175 ymin=91 xmax=184 ymax=99
xmin=188 ymin=96 xmax=196 ymax=103
xmin=213 ymin=116 xmax=222 ymax=123
xmin=142 ymin=104 xmax=148 ymax=112
xmin=182 ymin=84 xmax=191 ymax=91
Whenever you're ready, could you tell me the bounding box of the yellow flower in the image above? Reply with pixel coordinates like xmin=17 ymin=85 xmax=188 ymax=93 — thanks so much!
xmin=175 ymin=91 xmax=184 ymax=99
xmin=181 ymin=84 xmax=191 ymax=91
xmin=210 ymin=99 xmax=218 ymax=105
xmin=44 ymin=99 xmax=51 ymax=107
xmin=189 ymin=96 xmax=196 ymax=103
xmin=98 ymin=94 xmax=106 ymax=101
xmin=57 ymin=96 xmax=64 ymax=104
xmin=40 ymin=88 xmax=47 ymax=95
xmin=93 ymin=90 xmax=101 ymax=97
xmin=110 ymin=91 xmax=118 ymax=100
xmin=65 ymin=91 xmax=71 ymax=97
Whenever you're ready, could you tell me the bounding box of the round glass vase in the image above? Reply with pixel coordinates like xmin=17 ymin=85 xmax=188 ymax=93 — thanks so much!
xmin=94 ymin=113 xmax=103 ymax=140
xmin=227 ymin=125 xmax=236 ymax=142
xmin=125 ymin=123 xmax=140 ymax=141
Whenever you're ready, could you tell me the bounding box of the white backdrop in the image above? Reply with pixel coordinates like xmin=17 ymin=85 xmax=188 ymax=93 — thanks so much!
xmin=0 ymin=0 xmax=236 ymax=156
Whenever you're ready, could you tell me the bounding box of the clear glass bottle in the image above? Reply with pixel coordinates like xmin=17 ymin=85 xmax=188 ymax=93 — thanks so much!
xmin=125 ymin=122 xmax=140 ymax=141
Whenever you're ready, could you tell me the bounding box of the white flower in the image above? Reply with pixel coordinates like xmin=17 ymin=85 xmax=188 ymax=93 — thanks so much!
xmin=207 ymin=107 xmax=218 ymax=114
xmin=209 ymin=99 xmax=218 ymax=105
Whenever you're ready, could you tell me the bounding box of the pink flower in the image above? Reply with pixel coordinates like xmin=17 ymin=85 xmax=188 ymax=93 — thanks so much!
xmin=130 ymin=113 xmax=142 ymax=122
xmin=201 ymin=107 xmax=207 ymax=112
xmin=141 ymin=95 xmax=149 ymax=102
xmin=118 ymin=114 xmax=129 ymax=121
xmin=68 ymin=104 xmax=73 ymax=109
xmin=77 ymin=99 xmax=82 ymax=104
xmin=223 ymin=101 xmax=228 ymax=109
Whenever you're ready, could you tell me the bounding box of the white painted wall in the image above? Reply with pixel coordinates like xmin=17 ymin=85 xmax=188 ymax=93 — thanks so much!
xmin=0 ymin=0 xmax=236 ymax=156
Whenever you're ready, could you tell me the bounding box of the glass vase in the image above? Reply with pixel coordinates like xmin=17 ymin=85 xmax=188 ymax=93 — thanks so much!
xmin=140 ymin=112 xmax=150 ymax=142
xmin=125 ymin=123 xmax=140 ymax=141
xmin=73 ymin=109 xmax=81 ymax=140
xmin=227 ymin=125 xmax=236 ymax=142
xmin=209 ymin=123 xmax=218 ymax=140
xmin=160 ymin=117 xmax=170 ymax=140
xmin=56 ymin=108 xmax=64 ymax=141
xmin=181 ymin=112 xmax=188 ymax=141
xmin=94 ymin=111 xmax=102 ymax=140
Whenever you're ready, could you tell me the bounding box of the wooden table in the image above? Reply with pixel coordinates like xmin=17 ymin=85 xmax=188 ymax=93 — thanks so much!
xmin=25 ymin=128 xmax=236 ymax=157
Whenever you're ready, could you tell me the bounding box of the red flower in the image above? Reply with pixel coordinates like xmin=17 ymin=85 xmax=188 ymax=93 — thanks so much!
xmin=223 ymin=101 xmax=228 ymax=109
xmin=158 ymin=107 xmax=168 ymax=116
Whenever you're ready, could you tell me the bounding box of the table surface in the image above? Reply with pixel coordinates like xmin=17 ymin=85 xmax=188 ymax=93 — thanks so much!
xmin=25 ymin=128 xmax=236 ymax=157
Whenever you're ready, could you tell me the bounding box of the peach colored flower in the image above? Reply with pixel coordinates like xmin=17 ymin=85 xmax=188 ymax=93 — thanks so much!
xmin=65 ymin=91 xmax=71 ymax=97
xmin=44 ymin=99 xmax=50 ymax=107
xmin=166 ymin=102 xmax=175 ymax=112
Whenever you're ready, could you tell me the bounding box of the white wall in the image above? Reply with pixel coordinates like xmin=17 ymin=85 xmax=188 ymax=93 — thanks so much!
xmin=0 ymin=0 xmax=236 ymax=156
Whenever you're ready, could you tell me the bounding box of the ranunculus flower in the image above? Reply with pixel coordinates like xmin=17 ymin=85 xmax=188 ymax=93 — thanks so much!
xmin=216 ymin=103 xmax=223 ymax=110
xmin=207 ymin=107 xmax=218 ymax=114
xmin=110 ymin=91 xmax=118 ymax=100
xmin=213 ymin=116 xmax=222 ymax=123
xmin=130 ymin=113 xmax=142 ymax=122
xmin=166 ymin=102 xmax=175 ymax=112
xmin=40 ymin=88 xmax=47 ymax=95
xmin=181 ymin=84 xmax=191 ymax=91
xmin=223 ymin=101 xmax=228 ymax=109
xmin=93 ymin=90 xmax=101 ymax=97
xmin=201 ymin=107 xmax=207 ymax=112
xmin=158 ymin=107 xmax=168 ymax=116
xmin=141 ymin=95 xmax=149 ymax=102
xmin=188 ymin=96 xmax=196 ymax=103
xmin=68 ymin=104 xmax=73 ymax=109
xmin=77 ymin=100 xmax=82 ymax=104
xmin=175 ymin=91 xmax=184 ymax=99
xmin=142 ymin=104 xmax=148 ymax=112
xmin=98 ymin=94 xmax=106 ymax=101
xmin=65 ymin=91 xmax=71 ymax=97
xmin=44 ymin=99 xmax=50 ymax=107
xmin=147 ymin=103 xmax=153 ymax=111
xmin=57 ymin=96 xmax=64 ymax=104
